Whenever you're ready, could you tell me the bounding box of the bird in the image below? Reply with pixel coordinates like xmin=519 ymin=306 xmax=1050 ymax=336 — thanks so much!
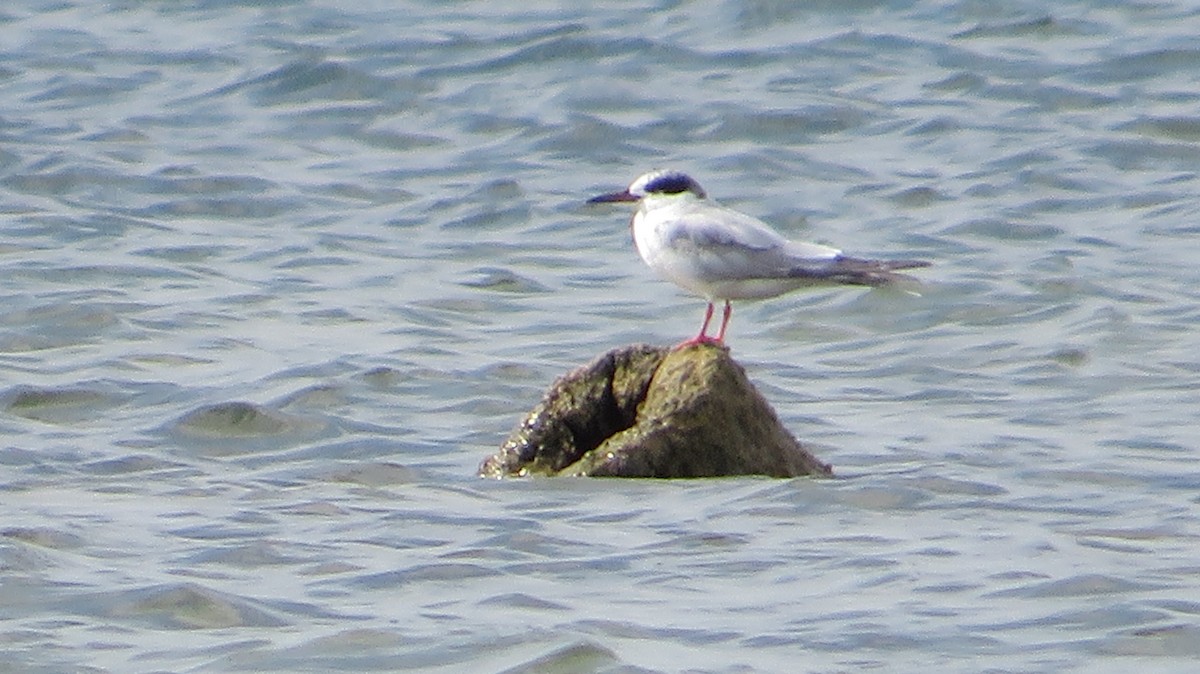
xmin=587 ymin=169 xmax=930 ymax=347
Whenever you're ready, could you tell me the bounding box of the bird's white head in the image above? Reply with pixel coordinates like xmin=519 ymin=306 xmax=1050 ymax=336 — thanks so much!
xmin=588 ymin=169 xmax=707 ymax=204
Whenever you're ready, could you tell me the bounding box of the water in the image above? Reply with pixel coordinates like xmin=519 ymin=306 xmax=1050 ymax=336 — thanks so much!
xmin=3 ymin=0 xmax=1200 ymax=671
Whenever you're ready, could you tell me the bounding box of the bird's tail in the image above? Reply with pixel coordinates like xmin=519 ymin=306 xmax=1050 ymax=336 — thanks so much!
xmin=791 ymin=257 xmax=931 ymax=287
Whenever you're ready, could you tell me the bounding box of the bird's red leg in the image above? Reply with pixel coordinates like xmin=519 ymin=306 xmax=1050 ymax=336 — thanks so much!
xmin=714 ymin=300 xmax=732 ymax=343
xmin=695 ymin=301 xmax=715 ymax=340
xmin=675 ymin=302 xmax=721 ymax=348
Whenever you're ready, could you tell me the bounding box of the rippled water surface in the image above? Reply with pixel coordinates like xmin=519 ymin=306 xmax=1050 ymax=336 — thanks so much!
xmin=4 ymin=0 xmax=1200 ymax=671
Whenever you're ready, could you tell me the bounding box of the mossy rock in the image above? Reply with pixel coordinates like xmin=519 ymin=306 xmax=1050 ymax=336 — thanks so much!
xmin=480 ymin=344 xmax=832 ymax=479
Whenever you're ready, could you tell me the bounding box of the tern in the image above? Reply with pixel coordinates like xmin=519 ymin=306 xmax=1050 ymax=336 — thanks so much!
xmin=588 ymin=169 xmax=930 ymax=347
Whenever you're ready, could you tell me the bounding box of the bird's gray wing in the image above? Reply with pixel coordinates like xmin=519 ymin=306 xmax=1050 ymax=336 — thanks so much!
xmin=660 ymin=205 xmax=836 ymax=280
xmin=788 ymin=256 xmax=932 ymax=287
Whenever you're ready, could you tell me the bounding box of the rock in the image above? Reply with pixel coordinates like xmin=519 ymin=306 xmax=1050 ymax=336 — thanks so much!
xmin=479 ymin=344 xmax=832 ymax=478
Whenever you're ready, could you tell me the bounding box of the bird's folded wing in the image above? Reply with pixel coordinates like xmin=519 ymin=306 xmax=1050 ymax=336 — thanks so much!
xmin=789 ymin=256 xmax=931 ymax=287
xmin=661 ymin=207 xmax=839 ymax=280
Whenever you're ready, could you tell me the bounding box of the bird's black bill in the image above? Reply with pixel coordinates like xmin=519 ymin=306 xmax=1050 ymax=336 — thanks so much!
xmin=587 ymin=190 xmax=638 ymax=204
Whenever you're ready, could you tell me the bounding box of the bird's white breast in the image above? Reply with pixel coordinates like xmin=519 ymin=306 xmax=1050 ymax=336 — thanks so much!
xmin=631 ymin=201 xmax=708 ymax=294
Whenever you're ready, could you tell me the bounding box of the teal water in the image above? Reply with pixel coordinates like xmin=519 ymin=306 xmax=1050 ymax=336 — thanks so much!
xmin=3 ymin=1 xmax=1200 ymax=671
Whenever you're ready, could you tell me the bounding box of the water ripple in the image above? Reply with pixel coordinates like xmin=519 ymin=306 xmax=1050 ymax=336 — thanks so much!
xmin=3 ymin=0 xmax=1200 ymax=671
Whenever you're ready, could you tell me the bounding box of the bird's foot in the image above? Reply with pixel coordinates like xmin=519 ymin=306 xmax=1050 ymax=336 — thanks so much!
xmin=672 ymin=335 xmax=725 ymax=350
